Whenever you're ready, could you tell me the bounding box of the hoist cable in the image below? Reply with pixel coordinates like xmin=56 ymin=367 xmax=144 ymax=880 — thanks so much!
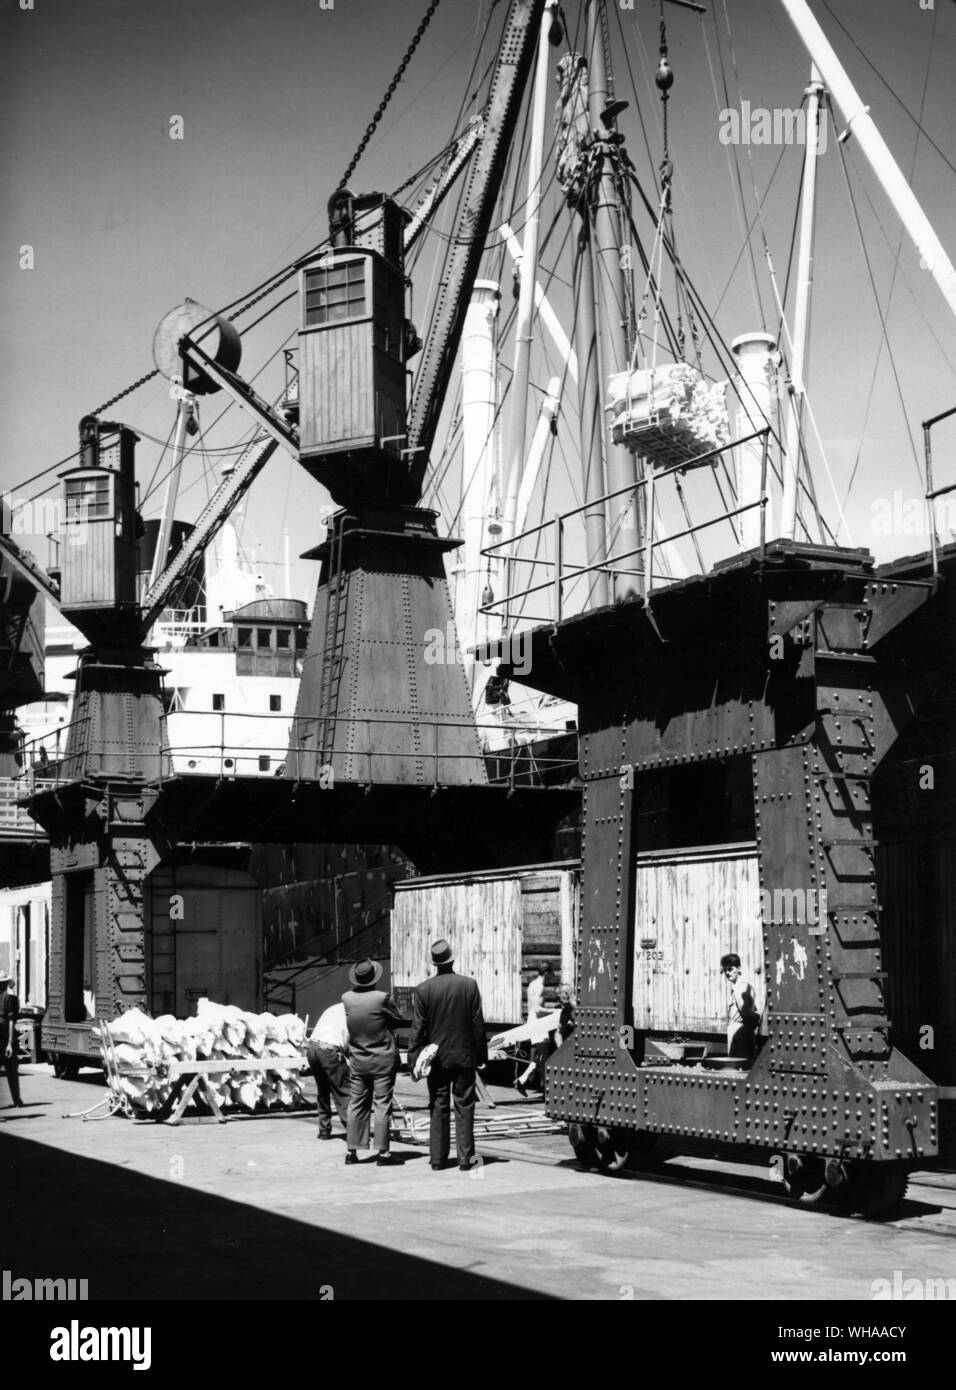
xmin=335 ymin=0 xmax=444 ymax=192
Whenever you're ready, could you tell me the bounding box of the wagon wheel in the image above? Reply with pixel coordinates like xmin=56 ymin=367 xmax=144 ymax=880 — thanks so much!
xmin=781 ymin=1154 xmax=829 ymax=1206
xmin=595 ymin=1127 xmax=632 ymax=1173
xmin=569 ymin=1122 xmax=600 ymax=1170
xmin=844 ymin=1165 xmax=908 ymax=1219
xmin=51 ymin=1053 xmax=80 ymax=1081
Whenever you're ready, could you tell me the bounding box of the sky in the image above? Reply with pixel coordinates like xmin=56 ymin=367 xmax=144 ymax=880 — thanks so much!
xmin=3 ymin=0 xmax=956 ymax=608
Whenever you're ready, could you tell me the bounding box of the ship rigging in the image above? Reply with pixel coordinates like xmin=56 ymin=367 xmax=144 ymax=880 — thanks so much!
xmin=1 ymin=0 xmax=954 ymax=1210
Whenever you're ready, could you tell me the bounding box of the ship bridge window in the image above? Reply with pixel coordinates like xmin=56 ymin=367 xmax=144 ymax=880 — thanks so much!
xmin=256 ymin=628 xmax=273 ymax=649
xmin=212 ymin=693 xmax=225 ymax=712
xmin=269 ymin=695 xmax=281 ymax=712
xmin=276 ymin=629 xmax=291 ymax=650
xmin=304 ymin=260 xmax=367 ymax=327
xmin=237 ymin=628 xmax=252 ymax=649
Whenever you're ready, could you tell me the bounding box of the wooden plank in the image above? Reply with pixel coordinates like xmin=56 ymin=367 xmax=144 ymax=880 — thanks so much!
xmin=633 ymin=848 xmax=763 ymax=1033
xmin=391 ymin=878 xmax=522 ymax=1022
xmin=167 ymin=1056 xmax=307 ymax=1077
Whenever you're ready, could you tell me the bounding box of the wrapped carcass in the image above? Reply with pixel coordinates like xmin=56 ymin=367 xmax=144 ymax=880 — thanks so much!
xmin=101 ymin=999 xmax=308 ymax=1116
xmin=607 ymin=363 xmax=730 ymax=468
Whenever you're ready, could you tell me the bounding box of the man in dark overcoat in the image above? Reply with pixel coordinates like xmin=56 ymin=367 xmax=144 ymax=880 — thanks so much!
xmin=408 ymin=940 xmax=487 ymax=1172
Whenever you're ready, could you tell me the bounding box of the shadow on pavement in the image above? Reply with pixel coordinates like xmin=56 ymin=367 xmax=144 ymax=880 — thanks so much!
xmin=0 ymin=1133 xmax=553 ymax=1300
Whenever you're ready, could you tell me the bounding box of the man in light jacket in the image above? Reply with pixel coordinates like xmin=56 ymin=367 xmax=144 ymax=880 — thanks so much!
xmin=408 ymin=940 xmax=487 ymax=1173
xmin=306 ymin=1000 xmax=350 ymax=1140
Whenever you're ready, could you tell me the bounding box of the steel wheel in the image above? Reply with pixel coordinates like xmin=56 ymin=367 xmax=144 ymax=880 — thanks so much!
xmin=569 ymin=1122 xmax=599 ymax=1170
xmin=845 ymin=1165 xmax=908 ymax=1219
xmin=595 ymin=1126 xmax=632 ymax=1173
xmin=781 ymin=1154 xmax=829 ymax=1206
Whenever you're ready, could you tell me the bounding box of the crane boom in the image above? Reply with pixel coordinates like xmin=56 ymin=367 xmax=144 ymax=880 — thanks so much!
xmin=403 ymin=117 xmax=485 ymax=251
xmin=139 ymin=434 xmax=279 ymax=637
xmin=406 ymin=0 xmax=545 ymax=499
xmin=0 ymin=532 xmax=61 ymax=607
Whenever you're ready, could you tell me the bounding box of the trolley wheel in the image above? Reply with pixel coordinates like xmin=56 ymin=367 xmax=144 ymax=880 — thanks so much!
xmin=569 ymin=1122 xmax=600 ymax=1170
xmin=51 ymin=1054 xmax=80 ymax=1081
xmin=844 ymin=1165 xmax=908 ymax=1219
xmin=595 ymin=1126 xmax=632 ymax=1174
xmin=781 ymin=1154 xmax=829 ymax=1206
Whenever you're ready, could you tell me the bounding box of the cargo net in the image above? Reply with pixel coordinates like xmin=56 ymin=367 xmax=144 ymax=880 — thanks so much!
xmin=99 ymin=1000 xmax=309 ymax=1116
xmin=607 ymin=363 xmax=730 ymax=470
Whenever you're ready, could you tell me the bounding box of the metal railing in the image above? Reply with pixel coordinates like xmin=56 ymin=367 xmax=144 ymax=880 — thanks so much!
xmin=480 ymin=429 xmax=771 ymax=626
xmin=923 ymin=406 xmax=956 ymax=577
xmin=0 ymin=777 xmax=52 ymax=838
xmin=14 ymin=709 xmax=578 ymax=794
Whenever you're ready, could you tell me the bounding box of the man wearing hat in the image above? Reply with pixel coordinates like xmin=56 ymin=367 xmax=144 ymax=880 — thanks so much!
xmin=408 ymin=940 xmax=487 ymax=1172
xmin=0 ymin=973 xmax=24 ymax=1109
xmin=341 ymin=959 xmax=404 ymax=1167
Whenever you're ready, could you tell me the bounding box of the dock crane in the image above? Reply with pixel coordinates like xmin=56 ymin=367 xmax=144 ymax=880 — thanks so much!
xmin=15 ymin=0 xmax=574 ymax=1072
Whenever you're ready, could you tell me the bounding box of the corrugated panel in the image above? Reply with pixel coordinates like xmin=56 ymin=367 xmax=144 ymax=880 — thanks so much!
xmin=60 ymin=523 xmax=114 ymax=608
xmin=632 ymin=847 xmax=763 ymax=1033
xmin=392 ymin=878 xmax=522 ymax=1024
xmin=300 ymin=325 xmax=373 ymax=449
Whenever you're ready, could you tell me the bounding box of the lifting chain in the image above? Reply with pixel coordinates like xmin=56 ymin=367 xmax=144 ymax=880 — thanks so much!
xmin=655 ymin=8 xmax=674 ymax=213
xmin=87 ymin=0 xmax=443 ymax=420
xmin=335 ymin=0 xmax=443 ymax=193
xmin=87 ymin=367 xmax=160 ymax=421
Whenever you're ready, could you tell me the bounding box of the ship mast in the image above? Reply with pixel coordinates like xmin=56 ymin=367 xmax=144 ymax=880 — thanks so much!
xmin=584 ymin=0 xmax=642 ymax=599
xmin=502 ymin=1 xmax=561 ymax=560
xmin=780 ymin=65 xmax=825 ymax=542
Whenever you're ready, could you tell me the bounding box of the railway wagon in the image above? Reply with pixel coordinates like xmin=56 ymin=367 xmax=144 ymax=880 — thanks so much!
xmin=390 ymin=862 xmax=579 ymax=1031
xmin=494 ymin=540 xmax=955 ymax=1214
xmin=42 ymin=854 xmax=261 ymax=1077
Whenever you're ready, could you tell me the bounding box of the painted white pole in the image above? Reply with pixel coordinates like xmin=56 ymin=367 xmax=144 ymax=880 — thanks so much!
xmin=778 ymin=0 xmax=956 ymax=320
xmin=150 ymin=395 xmax=194 ymax=589
xmin=458 ymin=280 xmax=501 ymax=699
xmin=515 ymin=376 xmax=562 ymax=536
xmin=780 ymin=66 xmax=824 ymax=540
xmin=501 ymin=1 xmax=560 ymax=545
xmin=500 ymin=224 xmax=578 ymax=385
xmin=732 ymin=332 xmax=777 ymax=551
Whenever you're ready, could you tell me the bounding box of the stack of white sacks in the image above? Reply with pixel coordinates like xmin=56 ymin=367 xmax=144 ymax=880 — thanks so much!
xmin=103 ymin=998 xmax=308 ymax=1114
xmin=607 ymin=363 xmax=730 ymax=463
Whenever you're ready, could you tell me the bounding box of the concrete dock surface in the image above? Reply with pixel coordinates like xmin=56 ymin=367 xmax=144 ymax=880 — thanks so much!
xmin=3 ymin=1065 xmax=955 ymax=1302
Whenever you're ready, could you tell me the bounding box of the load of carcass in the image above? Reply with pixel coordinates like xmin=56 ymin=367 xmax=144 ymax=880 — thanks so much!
xmin=606 ymin=363 xmax=730 ymax=469
xmin=101 ymin=998 xmax=308 ymax=1115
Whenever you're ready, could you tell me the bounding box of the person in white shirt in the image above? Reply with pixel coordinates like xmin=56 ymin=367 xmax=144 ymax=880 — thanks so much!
xmin=720 ymin=952 xmax=760 ymax=1062
xmin=307 ymin=1001 xmax=350 ymax=1139
xmin=516 ymin=963 xmax=551 ymax=1097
